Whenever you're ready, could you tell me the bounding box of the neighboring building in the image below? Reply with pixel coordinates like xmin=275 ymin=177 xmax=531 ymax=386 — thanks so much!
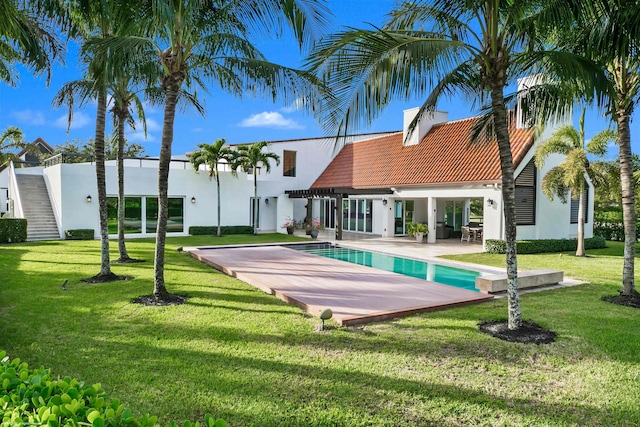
xmin=0 ymin=106 xmax=593 ymax=244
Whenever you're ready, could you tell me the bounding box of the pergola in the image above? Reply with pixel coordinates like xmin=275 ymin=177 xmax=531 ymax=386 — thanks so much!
xmin=285 ymin=187 xmax=393 ymax=240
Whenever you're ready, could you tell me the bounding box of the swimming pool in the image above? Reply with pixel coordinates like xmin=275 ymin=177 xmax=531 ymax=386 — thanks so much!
xmin=296 ymin=244 xmax=483 ymax=292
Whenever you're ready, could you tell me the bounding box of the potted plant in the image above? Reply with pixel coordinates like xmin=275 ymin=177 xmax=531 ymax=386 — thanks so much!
xmin=304 ymin=218 xmax=325 ymax=239
xmin=282 ymin=217 xmax=295 ymax=235
xmin=407 ymin=222 xmax=428 ymax=243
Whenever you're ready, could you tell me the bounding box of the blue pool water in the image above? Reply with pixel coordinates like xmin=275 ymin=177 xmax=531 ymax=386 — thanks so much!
xmin=297 ymin=244 xmax=482 ymax=292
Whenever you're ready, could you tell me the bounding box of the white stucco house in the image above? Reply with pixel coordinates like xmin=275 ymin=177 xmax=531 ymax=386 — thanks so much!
xmin=0 ymin=104 xmax=593 ymax=245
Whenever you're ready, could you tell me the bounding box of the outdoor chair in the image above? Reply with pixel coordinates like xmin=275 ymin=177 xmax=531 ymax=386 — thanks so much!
xmin=461 ymin=226 xmax=471 ymax=242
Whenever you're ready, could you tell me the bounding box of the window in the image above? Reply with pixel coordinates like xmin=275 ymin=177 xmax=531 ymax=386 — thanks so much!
xmin=515 ymin=160 xmax=536 ymax=225
xmin=570 ymin=185 xmax=589 ymax=224
xmin=146 ymin=197 xmax=184 ymax=233
xmin=107 ymin=197 xmax=142 ymax=234
xmin=250 ymin=197 xmax=260 ymax=228
xmin=320 ymin=199 xmax=336 ymax=229
xmin=283 ymin=150 xmax=296 ymax=177
xmin=342 ymin=198 xmax=374 ymax=233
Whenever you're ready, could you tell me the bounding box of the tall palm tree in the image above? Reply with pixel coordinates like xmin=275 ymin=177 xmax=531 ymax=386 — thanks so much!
xmin=522 ymin=0 xmax=640 ymax=297
xmin=0 ymin=0 xmax=62 ymax=86
xmin=190 ymin=139 xmax=233 ymax=237
xmin=92 ymin=0 xmax=330 ymax=302
xmin=231 ymin=141 xmax=280 ymax=235
xmin=534 ymin=108 xmax=614 ymax=256
xmin=307 ymin=0 xmax=596 ymax=330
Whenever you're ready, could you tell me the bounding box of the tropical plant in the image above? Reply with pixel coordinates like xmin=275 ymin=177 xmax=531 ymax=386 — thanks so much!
xmin=231 ymin=142 xmax=280 ymax=235
xmin=53 ymin=137 xmax=147 ymax=159
xmin=0 ymin=127 xmax=33 ymax=166
xmin=0 ymin=0 xmax=62 ymax=86
xmin=406 ymin=222 xmax=428 ymax=237
xmin=89 ymin=0 xmax=329 ymax=302
xmin=534 ymin=107 xmax=614 ymax=256
xmin=190 ymin=139 xmax=234 ymax=237
xmin=522 ymin=0 xmax=640 ymax=297
xmin=306 ymin=0 xmax=597 ymax=330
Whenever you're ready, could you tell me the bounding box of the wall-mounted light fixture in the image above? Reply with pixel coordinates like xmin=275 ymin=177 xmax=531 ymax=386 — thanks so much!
xmin=265 ymin=198 xmax=269 ymax=205
xmin=191 ymin=196 xmax=196 ymax=204
xmin=382 ymin=199 xmax=388 ymax=206
xmin=86 ymin=195 xmax=92 ymax=203
xmin=487 ymin=198 xmax=494 ymax=207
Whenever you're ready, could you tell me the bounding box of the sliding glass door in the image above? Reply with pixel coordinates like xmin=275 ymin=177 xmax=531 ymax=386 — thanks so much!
xmin=342 ymin=198 xmax=373 ymax=233
xmin=394 ymin=200 xmax=414 ymax=235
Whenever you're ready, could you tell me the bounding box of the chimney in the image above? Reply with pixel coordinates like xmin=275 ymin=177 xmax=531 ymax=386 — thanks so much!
xmin=403 ymin=108 xmax=448 ymax=146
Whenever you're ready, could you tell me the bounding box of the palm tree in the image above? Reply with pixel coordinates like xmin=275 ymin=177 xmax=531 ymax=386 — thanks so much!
xmin=534 ymin=108 xmax=614 ymax=256
xmin=231 ymin=142 xmax=280 ymax=235
xmin=190 ymin=139 xmax=233 ymax=237
xmin=306 ymin=0 xmax=597 ymax=330
xmin=522 ymin=0 xmax=640 ymax=297
xmin=0 ymin=127 xmax=34 ymax=166
xmin=0 ymin=0 xmax=62 ymax=86
xmin=91 ymin=0 xmax=329 ymax=302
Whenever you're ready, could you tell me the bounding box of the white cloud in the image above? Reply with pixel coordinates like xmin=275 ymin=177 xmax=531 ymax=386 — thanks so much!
xmin=125 ymin=118 xmax=160 ymax=143
xmin=11 ymin=110 xmax=46 ymax=126
xmin=238 ymin=111 xmax=304 ymax=129
xmin=53 ymin=111 xmax=92 ymax=130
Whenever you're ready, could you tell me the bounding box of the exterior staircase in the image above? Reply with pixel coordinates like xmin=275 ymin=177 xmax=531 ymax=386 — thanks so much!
xmin=16 ymin=174 xmax=60 ymax=241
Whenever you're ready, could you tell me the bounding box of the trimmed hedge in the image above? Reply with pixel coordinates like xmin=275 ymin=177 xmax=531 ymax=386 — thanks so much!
xmin=189 ymin=225 xmax=254 ymax=236
xmin=0 ymin=218 xmax=27 ymax=243
xmin=593 ymin=220 xmax=640 ymax=241
xmin=485 ymin=236 xmax=607 ymax=254
xmin=64 ymin=229 xmax=95 ymax=240
xmin=0 ymin=350 xmax=226 ymax=427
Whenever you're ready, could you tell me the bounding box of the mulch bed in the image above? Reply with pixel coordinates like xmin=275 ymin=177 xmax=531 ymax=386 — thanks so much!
xmin=132 ymin=294 xmax=188 ymax=306
xmin=81 ymin=273 xmax=132 ymax=283
xmin=479 ymin=320 xmax=557 ymax=344
xmin=602 ymin=294 xmax=640 ymax=308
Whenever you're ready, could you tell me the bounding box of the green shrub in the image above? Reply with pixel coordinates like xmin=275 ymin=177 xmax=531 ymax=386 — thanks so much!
xmin=593 ymin=220 xmax=640 ymax=241
xmin=485 ymin=237 xmax=606 ymax=254
xmin=0 ymin=218 xmax=27 ymax=243
xmin=65 ymin=229 xmax=95 ymax=240
xmin=189 ymin=225 xmax=253 ymax=236
xmin=0 ymin=350 xmax=226 ymax=427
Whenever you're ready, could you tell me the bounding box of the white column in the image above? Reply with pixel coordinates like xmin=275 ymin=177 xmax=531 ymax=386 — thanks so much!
xmin=427 ymin=197 xmax=436 ymax=243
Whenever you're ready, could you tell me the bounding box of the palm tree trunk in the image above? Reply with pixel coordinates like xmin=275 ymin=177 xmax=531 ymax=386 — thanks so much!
xmin=153 ymin=85 xmax=179 ymax=300
xmin=94 ymin=87 xmax=112 ymax=277
xmin=116 ymin=112 xmax=130 ymax=261
xmin=617 ymin=111 xmax=637 ymax=296
xmin=576 ymin=182 xmax=586 ymax=257
xmin=216 ymin=173 xmax=222 ymax=237
xmin=490 ymin=85 xmax=522 ymax=330
xmin=253 ymin=174 xmax=258 ymax=235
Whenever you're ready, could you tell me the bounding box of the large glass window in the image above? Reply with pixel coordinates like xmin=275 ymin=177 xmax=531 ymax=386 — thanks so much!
xmin=146 ymin=197 xmax=184 ymax=233
xmin=283 ymin=150 xmax=296 ymax=177
xmin=343 ymin=198 xmax=374 ymax=233
xmin=444 ymin=201 xmax=463 ymax=231
xmin=320 ymin=198 xmax=336 ymax=229
xmin=107 ymin=197 xmax=142 ymax=234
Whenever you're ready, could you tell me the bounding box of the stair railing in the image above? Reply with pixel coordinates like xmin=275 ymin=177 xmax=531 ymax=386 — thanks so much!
xmin=6 ymin=162 xmax=24 ymax=219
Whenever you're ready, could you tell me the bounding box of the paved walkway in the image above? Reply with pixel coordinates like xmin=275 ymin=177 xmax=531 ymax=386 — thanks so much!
xmin=186 ymin=244 xmax=493 ymax=326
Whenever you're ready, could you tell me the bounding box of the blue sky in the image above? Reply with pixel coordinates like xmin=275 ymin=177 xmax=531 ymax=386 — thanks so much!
xmin=0 ymin=0 xmax=633 ymax=157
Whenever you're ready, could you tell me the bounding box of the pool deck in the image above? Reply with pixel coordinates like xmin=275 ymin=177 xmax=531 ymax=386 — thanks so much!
xmin=186 ymin=244 xmax=493 ymax=326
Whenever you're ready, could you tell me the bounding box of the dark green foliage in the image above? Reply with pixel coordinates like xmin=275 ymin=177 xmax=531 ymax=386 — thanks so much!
xmin=0 ymin=219 xmax=27 ymax=243
xmin=189 ymin=226 xmax=254 ymax=236
xmin=64 ymin=229 xmax=95 ymax=240
xmin=0 ymin=350 xmax=225 ymax=427
xmin=593 ymin=220 xmax=640 ymax=241
xmin=485 ymin=237 xmax=607 ymax=254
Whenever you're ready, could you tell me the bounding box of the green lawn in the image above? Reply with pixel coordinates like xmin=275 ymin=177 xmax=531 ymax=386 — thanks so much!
xmin=1 ymin=236 xmax=639 ymax=426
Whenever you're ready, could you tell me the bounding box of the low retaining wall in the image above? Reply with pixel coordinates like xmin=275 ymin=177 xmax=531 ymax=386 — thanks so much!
xmin=475 ymin=269 xmax=564 ymax=294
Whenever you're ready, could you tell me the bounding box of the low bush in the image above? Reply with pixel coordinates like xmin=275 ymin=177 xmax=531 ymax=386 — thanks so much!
xmin=485 ymin=236 xmax=607 ymax=254
xmin=64 ymin=229 xmax=95 ymax=240
xmin=0 ymin=218 xmax=27 ymax=243
xmin=0 ymin=350 xmax=226 ymax=427
xmin=189 ymin=225 xmax=254 ymax=236
xmin=593 ymin=220 xmax=640 ymax=241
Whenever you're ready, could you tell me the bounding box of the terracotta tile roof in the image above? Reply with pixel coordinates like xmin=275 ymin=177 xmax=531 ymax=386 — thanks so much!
xmin=311 ymin=117 xmax=534 ymax=189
